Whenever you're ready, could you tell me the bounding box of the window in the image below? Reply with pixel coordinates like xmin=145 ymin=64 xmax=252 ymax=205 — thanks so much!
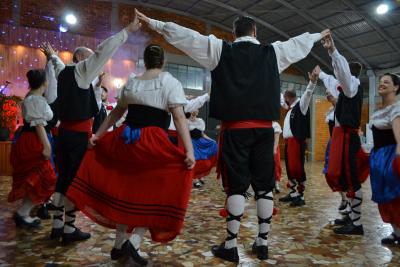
xmin=165 ymin=63 xmax=204 ymax=90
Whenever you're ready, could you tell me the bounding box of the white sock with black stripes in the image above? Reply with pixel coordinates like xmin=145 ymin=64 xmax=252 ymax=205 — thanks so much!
xmin=255 ymin=191 xmax=273 ymax=246
xmin=224 ymin=194 xmax=245 ymax=249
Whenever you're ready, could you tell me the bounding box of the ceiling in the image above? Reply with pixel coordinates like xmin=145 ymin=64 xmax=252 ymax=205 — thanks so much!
xmin=120 ymin=0 xmax=400 ymax=77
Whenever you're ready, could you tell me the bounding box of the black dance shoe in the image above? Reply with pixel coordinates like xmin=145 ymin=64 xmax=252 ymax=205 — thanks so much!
xmin=14 ymin=213 xmax=41 ymax=228
xmin=50 ymin=227 xmax=63 ymax=240
xmin=46 ymin=201 xmax=57 ymax=211
xmin=381 ymin=233 xmax=400 ymax=245
xmin=111 ymin=240 xmax=130 ymax=260
xmin=37 ymin=204 xmax=51 ymax=220
xmin=62 ymin=227 xmax=91 ymax=245
xmin=290 ymin=196 xmax=305 ymax=207
xmin=211 ymin=243 xmax=239 ymax=263
xmin=126 ymin=241 xmax=148 ymax=266
xmin=252 ymin=242 xmax=268 ymax=260
xmin=334 ymin=223 xmax=364 ymax=235
xmin=279 ymin=194 xmax=295 ymax=202
xmin=334 ymin=215 xmax=351 ymax=226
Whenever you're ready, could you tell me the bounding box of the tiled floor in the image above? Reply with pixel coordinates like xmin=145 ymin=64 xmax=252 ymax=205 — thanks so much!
xmin=0 ymin=162 xmax=399 ymax=266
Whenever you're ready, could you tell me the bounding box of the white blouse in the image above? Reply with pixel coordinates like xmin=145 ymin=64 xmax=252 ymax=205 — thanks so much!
xmin=188 ymin=118 xmax=205 ymax=131
xmin=117 ymin=72 xmax=187 ymax=112
xmin=370 ymin=102 xmax=400 ymax=130
xmin=22 ymin=95 xmax=53 ymax=127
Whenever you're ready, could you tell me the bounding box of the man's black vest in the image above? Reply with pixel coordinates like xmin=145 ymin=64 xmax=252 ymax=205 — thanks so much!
xmin=210 ymin=41 xmax=280 ymax=121
xmin=290 ymin=101 xmax=311 ymax=140
xmin=335 ymin=84 xmax=363 ymax=128
xmin=57 ymin=66 xmax=99 ymax=121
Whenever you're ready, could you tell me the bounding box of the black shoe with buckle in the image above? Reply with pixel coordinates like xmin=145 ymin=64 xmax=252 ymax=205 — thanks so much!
xmin=290 ymin=196 xmax=305 ymax=207
xmin=62 ymin=227 xmax=91 ymax=245
xmin=279 ymin=193 xmax=295 ymax=202
xmin=334 ymin=223 xmax=364 ymax=235
xmin=252 ymin=242 xmax=268 ymax=260
xmin=211 ymin=242 xmax=239 ymax=263
xmin=334 ymin=214 xmax=351 ymax=226
xmin=381 ymin=233 xmax=400 ymax=245
xmin=14 ymin=213 xmax=41 ymax=228
xmin=126 ymin=240 xmax=148 ymax=266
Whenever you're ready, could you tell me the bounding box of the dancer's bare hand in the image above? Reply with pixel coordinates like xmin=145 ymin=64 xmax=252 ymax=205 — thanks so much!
xmin=308 ymin=70 xmax=318 ymax=83
xmin=136 ymin=9 xmax=150 ymax=24
xmin=320 ymin=29 xmax=330 ymax=39
xmin=184 ymin=152 xmax=196 ymax=170
xmin=40 ymin=42 xmax=57 ymax=60
xmin=313 ymin=65 xmax=321 ymax=76
xmin=126 ymin=9 xmax=142 ymax=32
xmin=42 ymin=145 xmax=52 ymax=160
xmin=321 ymin=33 xmax=336 ymax=54
xmin=88 ymin=134 xmax=98 ymax=148
xmin=96 ymin=72 xmax=106 ymax=87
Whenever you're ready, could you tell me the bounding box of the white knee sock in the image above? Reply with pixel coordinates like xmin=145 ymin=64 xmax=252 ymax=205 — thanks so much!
xmin=224 ymin=194 xmax=245 ymax=249
xmin=52 ymin=192 xmax=65 ymax=229
xmin=114 ymin=224 xmax=128 ymax=249
xmin=349 ymin=189 xmax=362 ymax=226
xmin=255 ymin=191 xmax=273 ymax=246
xmin=339 ymin=192 xmax=347 ymax=201
xmin=17 ymin=198 xmax=36 ymax=222
xmin=129 ymin=227 xmax=147 ymax=250
xmin=63 ymin=197 xmax=76 ymax=234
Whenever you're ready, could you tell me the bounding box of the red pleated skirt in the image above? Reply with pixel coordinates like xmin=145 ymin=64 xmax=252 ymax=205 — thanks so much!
xmin=8 ymin=132 xmax=56 ymax=204
xmin=66 ymin=126 xmax=194 ymax=243
xmin=274 ymin=149 xmax=282 ymax=182
xmin=326 ymin=127 xmax=369 ymax=192
xmin=378 ymin=197 xmax=400 ymax=228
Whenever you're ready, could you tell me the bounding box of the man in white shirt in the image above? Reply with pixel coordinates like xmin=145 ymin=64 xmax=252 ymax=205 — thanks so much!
xmin=40 ymin=14 xmax=142 ymax=245
xmin=136 ymin=9 xmax=329 ymax=262
xmin=279 ymin=70 xmax=317 ymax=207
xmin=316 ymin=33 xmax=369 ymax=235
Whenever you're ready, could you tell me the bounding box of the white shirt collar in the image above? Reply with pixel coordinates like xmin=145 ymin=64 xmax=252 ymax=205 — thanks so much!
xmin=233 ymin=36 xmax=260 ymax=45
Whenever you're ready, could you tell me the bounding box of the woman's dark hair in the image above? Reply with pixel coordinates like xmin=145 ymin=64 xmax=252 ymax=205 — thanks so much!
xmin=144 ymin=44 xmax=164 ymax=70
xmin=233 ymin=16 xmax=256 ymax=38
xmin=349 ymin=62 xmax=362 ymax=78
xmin=26 ymin=69 xmax=46 ymax=90
xmin=383 ymin=73 xmax=400 ymax=95
xmin=284 ymin=89 xmax=297 ymax=99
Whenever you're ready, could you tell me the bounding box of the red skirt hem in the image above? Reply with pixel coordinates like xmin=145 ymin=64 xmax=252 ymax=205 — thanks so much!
xmin=193 ymin=155 xmax=217 ymax=180
xmin=67 ymin=126 xmax=194 ymax=243
xmin=378 ymin=197 xmax=400 ymax=228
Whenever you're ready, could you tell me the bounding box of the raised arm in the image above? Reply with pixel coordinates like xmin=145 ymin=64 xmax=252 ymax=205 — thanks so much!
xmin=322 ymin=34 xmax=359 ymax=98
xmin=44 ymin=59 xmax=58 ymax=104
xmin=272 ymin=29 xmax=329 ymax=73
xmin=299 ymin=75 xmax=317 ymax=115
xmin=314 ymin=65 xmax=340 ymax=99
xmin=74 ymin=29 xmax=129 ymax=89
xmin=185 ymin=93 xmax=210 ymax=113
xmin=137 ymin=10 xmax=222 ymax=71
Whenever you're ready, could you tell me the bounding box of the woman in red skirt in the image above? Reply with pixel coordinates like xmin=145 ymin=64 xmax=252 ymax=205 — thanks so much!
xmin=66 ymin=44 xmax=195 ymax=266
xmin=8 ymin=69 xmax=56 ymax=228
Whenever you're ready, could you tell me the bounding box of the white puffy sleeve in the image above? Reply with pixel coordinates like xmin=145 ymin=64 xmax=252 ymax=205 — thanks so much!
xmin=272 ymin=121 xmax=282 ymax=134
xmin=390 ymin=102 xmax=400 ymax=123
xmin=23 ymin=96 xmax=53 ymax=127
xmin=165 ymin=74 xmax=187 ymax=109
